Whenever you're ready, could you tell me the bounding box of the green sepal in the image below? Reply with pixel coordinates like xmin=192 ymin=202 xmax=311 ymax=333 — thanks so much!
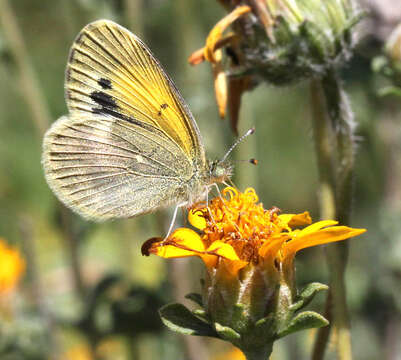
xmin=254 ymin=314 xmax=276 ymax=340
xmin=231 ymin=303 xmax=246 ymax=325
xmin=159 ymin=303 xmax=217 ymax=337
xmin=290 ymin=282 xmax=328 ymax=312
xmin=300 ymin=20 xmax=332 ymax=61
xmin=185 ymin=293 xmax=203 ymax=307
xmin=277 ymin=311 xmax=329 ymax=338
xmin=215 ymin=322 xmax=241 ymax=341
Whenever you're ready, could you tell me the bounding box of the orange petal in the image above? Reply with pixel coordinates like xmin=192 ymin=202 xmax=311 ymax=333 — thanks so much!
xmin=150 ymin=228 xmax=206 ymax=258
xmin=259 ymin=235 xmax=289 ymax=259
xmin=188 ymin=47 xmax=205 ymax=65
xmin=213 ymin=62 xmax=228 ymax=118
xmin=283 ymin=226 xmax=366 ymax=257
xmin=228 ymin=77 xmax=250 ymax=135
xmin=252 ymin=0 xmax=276 ymax=42
xmin=204 ymin=5 xmax=251 ymax=63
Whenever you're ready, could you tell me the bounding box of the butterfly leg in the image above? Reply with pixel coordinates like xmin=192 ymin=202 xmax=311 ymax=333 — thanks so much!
xmin=165 ymin=202 xmax=186 ymax=239
xmin=204 ymin=185 xmax=217 ymax=224
xmin=212 ymin=182 xmax=223 ymax=198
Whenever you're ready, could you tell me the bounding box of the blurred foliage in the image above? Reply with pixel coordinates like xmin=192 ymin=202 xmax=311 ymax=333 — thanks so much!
xmin=0 ymin=0 xmax=400 ymax=359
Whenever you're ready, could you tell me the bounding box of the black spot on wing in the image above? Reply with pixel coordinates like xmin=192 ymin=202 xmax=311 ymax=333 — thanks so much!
xmin=90 ymin=91 xmax=117 ymax=109
xmin=98 ymin=78 xmax=112 ymax=89
xmin=91 ymin=107 xmax=169 ymax=137
xmin=158 ymin=103 xmax=169 ymax=116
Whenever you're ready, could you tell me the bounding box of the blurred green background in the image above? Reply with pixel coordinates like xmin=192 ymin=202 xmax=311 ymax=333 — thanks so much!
xmin=0 ymin=0 xmax=400 ymax=359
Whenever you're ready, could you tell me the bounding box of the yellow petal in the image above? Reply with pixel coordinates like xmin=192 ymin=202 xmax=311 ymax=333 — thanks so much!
xmin=221 ymin=257 xmax=248 ymax=275
xmin=151 ymin=228 xmax=206 ymax=259
xmin=188 ymin=208 xmax=207 ymax=230
xmin=205 ymin=241 xmax=247 ymax=273
xmin=278 ymin=212 xmax=312 ymax=227
xmin=283 ymin=226 xmax=366 ymax=257
xmin=258 ymin=235 xmax=289 ymax=259
xmin=207 ymin=240 xmax=240 ymax=260
xmin=299 ymin=220 xmax=339 ymax=234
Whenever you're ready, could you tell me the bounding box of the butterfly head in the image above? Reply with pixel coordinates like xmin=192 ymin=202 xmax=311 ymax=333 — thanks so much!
xmin=208 ymin=160 xmax=233 ymax=185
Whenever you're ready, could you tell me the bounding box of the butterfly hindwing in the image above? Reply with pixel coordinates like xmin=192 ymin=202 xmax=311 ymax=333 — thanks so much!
xmin=42 ymin=114 xmax=191 ymax=220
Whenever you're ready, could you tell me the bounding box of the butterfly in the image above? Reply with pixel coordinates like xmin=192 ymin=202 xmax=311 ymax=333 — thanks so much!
xmin=42 ymin=19 xmax=234 ymax=229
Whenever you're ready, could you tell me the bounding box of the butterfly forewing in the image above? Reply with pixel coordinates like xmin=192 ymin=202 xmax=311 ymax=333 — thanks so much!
xmin=42 ymin=20 xmax=208 ymax=220
xmin=65 ymin=20 xmax=206 ymax=164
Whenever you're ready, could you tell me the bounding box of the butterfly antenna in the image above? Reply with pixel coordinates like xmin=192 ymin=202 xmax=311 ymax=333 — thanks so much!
xmin=220 ymin=127 xmax=255 ymax=163
xmin=232 ymin=158 xmax=259 ymax=165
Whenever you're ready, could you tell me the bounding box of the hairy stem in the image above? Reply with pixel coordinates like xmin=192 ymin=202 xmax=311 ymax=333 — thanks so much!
xmin=310 ymin=70 xmax=355 ymax=360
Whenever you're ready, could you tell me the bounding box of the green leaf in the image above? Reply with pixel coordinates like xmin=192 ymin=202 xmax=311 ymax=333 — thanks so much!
xmin=159 ymin=303 xmax=217 ymax=337
xmin=192 ymin=309 xmax=209 ymax=322
xmin=185 ymin=293 xmax=203 ymax=307
xmin=215 ymin=322 xmax=241 ymax=341
xmin=277 ymin=311 xmax=329 ymax=338
xmin=290 ymin=282 xmax=328 ymax=312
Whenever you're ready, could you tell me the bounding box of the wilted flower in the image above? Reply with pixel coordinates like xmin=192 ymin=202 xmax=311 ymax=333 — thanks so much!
xmin=0 ymin=238 xmax=25 ymax=294
xmin=143 ymin=187 xmax=365 ymax=357
xmin=189 ymin=0 xmax=362 ymax=133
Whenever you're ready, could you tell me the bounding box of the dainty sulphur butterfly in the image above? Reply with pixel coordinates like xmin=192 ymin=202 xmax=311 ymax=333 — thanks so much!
xmin=42 ymin=20 xmax=233 ymax=223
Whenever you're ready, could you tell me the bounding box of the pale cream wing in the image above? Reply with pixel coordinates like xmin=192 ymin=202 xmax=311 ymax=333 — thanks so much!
xmin=42 ymin=114 xmax=192 ymax=221
xmin=65 ymin=19 xmax=206 ymax=166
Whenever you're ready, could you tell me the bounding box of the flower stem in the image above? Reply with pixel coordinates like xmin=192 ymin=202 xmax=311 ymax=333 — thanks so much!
xmin=310 ymin=69 xmax=355 ymax=360
xmin=242 ymin=344 xmax=273 ymax=360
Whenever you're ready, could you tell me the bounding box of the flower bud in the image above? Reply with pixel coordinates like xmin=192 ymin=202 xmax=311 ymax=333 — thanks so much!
xmin=190 ymin=0 xmax=363 ymax=132
xmin=226 ymin=0 xmax=361 ymax=84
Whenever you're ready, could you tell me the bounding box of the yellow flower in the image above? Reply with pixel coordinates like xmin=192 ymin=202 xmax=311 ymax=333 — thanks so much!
xmin=145 ymin=187 xmax=365 ymax=276
xmin=0 ymin=238 xmax=25 ymax=294
xmin=212 ymin=347 xmax=245 ymax=360
xmin=147 ymin=187 xmax=365 ymax=356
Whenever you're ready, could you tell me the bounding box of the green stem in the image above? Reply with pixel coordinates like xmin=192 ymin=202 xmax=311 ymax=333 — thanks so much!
xmin=310 ymin=69 xmax=355 ymax=360
xmin=312 ymin=291 xmax=332 ymax=360
xmin=310 ymin=79 xmax=337 ymax=220
xmin=242 ymin=344 xmax=273 ymax=360
xmin=325 ymin=71 xmax=355 ymax=360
